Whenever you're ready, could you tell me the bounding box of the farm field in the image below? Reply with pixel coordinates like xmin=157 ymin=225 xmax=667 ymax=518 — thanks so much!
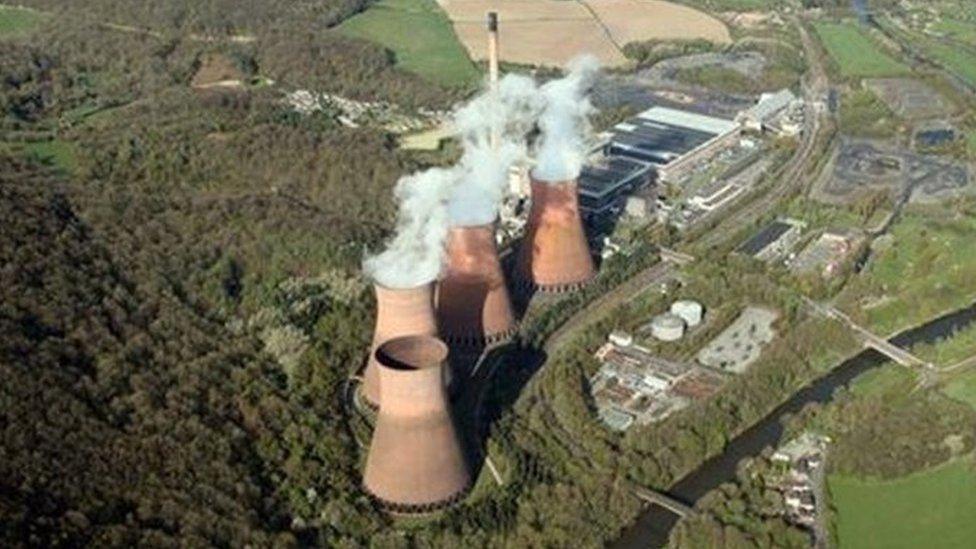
xmin=813 ymin=22 xmax=910 ymax=78
xmin=0 ymin=5 xmax=45 ymax=35
xmin=837 ymin=213 xmax=976 ymax=336
xmin=338 ymin=0 xmax=480 ymax=88
xmin=440 ymin=0 xmax=730 ymax=67
xmin=829 ymin=459 xmax=976 ymax=549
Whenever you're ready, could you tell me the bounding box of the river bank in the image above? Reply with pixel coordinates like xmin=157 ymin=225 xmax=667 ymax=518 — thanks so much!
xmin=612 ymin=301 xmax=976 ymax=548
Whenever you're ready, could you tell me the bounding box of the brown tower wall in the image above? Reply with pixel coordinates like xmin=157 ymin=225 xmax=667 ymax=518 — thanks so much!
xmin=516 ymin=176 xmax=596 ymax=293
xmin=362 ymin=283 xmax=438 ymax=408
xmin=362 ymin=336 xmax=470 ymax=512
xmin=436 ymin=224 xmax=517 ymax=347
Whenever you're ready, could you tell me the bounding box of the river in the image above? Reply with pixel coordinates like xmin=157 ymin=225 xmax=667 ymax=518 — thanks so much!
xmin=612 ymin=302 xmax=976 ymax=548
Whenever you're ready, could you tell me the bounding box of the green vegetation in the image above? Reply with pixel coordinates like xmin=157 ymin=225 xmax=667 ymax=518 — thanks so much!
xmin=22 ymin=140 xmax=77 ymax=172
xmin=921 ymin=41 xmax=976 ymax=87
xmin=829 ymin=459 xmax=976 ymax=549
xmin=838 ymin=210 xmax=976 ymax=335
xmin=914 ymin=321 xmax=976 ymax=367
xmin=814 ymin=22 xmax=910 ymax=78
xmin=944 ymin=370 xmax=976 ymax=409
xmin=339 ymin=0 xmax=479 ymax=88
xmin=622 ymin=38 xmax=717 ymax=67
xmin=0 ymin=5 xmax=44 ymax=36
xmin=674 ymin=65 xmax=755 ymax=94
xmin=838 ymin=89 xmax=901 ymax=138
xmin=934 ymin=18 xmax=976 ymax=45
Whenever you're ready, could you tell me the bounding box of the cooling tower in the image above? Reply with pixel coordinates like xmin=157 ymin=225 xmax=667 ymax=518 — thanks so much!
xmin=362 ymin=335 xmax=470 ymax=513
xmin=437 ymin=224 xmax=517 ymax=348
xmin=362 ymin=282 xmax=438 ymax=408
xmin=516 ymin=175 xmax=596 ymax=293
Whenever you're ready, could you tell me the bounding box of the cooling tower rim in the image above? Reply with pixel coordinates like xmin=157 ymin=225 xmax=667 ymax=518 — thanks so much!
xmin=373 ymin=279 xmax=437 ymax=292
xmin=447 ymin=221 xmax=496 ymax=230
xmin=363 ymin=481 xmax=471 ymax=515
xmin=441 ymin=323 xmax=519 ymax=348
xmin=529 ymin=172 xmax=578 ymax=187
xmin=375 ymin=335 xmax=448 ymax=372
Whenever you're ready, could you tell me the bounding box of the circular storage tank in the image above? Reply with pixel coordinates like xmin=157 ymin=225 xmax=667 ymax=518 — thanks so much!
xmin=650 ymin=313 xmax=685 ymax=342
xmin=671 ymin=300 xmax=704 ymax=328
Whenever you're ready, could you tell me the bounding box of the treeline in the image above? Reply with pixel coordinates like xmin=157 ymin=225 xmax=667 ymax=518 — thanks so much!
xmin=16 ymin=0 xmax=372 ymax=36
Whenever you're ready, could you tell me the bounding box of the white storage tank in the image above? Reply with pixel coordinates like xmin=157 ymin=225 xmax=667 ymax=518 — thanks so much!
xmin=671 ymin=300 xmax=704 ymax=328
xmin=650 ymin=313 xmax=685 ymax=342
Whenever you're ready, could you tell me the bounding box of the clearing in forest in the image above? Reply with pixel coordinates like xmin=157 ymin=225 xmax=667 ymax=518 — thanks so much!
xmin=339 ymin=0 xmax=481 ymax=88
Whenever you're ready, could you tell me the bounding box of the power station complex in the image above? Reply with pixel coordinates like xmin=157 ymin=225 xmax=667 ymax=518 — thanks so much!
xmin=355 ymin=10 xmax=789 ymax=514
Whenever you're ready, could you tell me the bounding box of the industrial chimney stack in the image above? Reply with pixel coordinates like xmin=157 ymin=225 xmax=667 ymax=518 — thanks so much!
xmin=361 ymin=282 xmax=438 ymax=408
xmin=437 ymin=224 xmax=517 ymax=348
xmin=516 ymin=174 xmax=596 ymax=293
xmin=362 ymin=335 xmax=470 ymax=513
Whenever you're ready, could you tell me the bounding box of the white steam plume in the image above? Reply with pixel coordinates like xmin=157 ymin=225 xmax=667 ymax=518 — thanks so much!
xmin=448 ymin=74 xmax=541 ymax=226
xmin=532 ymin=55 xmax=600 ymax=183
xmin=362 ymin=166 xmax=459 ymax=289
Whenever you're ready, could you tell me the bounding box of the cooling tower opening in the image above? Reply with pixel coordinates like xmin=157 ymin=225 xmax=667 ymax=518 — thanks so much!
xmin=363 ymin=334 xmax=470 ymax=513
xmin=376 ymin=335 xmax=448 ymax=371
xmin=361 ymin=282 xmax=439 ymax=409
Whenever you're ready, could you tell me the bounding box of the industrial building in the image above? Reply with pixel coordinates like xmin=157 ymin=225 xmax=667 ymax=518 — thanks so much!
xmin=589 ymin=335 xmax=726 ymax=430
xmin=362 ymin=335 xmax=470 ymax=513
xmin=738 ymin=88 xmax=799 ymax=133
xmin=737 ymin=218 xmax=805 ymax=262
xmin=577 ymin=155 xmax=654 ymax=226
xmin=606 ymin=106 xmax=741 ymax=184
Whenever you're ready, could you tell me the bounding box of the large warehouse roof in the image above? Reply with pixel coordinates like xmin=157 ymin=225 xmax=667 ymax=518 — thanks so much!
xmin=608 ymin=106 xmax=738 ymax=166
xmin=637 ymin=106 xmax=739 ymax=135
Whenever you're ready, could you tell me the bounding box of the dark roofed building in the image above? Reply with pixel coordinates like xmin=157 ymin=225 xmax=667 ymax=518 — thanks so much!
xmin=738 ymin=219 xmax=805 ymax=261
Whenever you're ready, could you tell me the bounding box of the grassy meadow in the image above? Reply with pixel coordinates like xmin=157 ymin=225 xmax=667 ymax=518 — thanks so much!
xmin=829 ymin=458 xmax=976 ymax=549
xmin=338 ymin=0 xmax=480 ymax=88
xmin=814 ymin=22 xmax=910 ymax=78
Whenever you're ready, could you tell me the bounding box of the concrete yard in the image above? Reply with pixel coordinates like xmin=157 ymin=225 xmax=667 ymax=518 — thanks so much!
xmin=697 ymin=307 xmax=779 ymax=374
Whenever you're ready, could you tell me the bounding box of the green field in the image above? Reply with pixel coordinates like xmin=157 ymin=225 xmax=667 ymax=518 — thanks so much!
xmin=338 ymin=0 xmax=479 ymax=88
xmin=0 ymin=5 xmax=45 ymax=36
xmin=814 ymin=22 xmax=910 ymax=78
xmin=1 ymin=140 xmax=78 ymax=173
xmin=838 ymin=89 xmax=900 ymax=138
xmin=839 ymin=214 xmax=976 ymax=335
xmin=921 ymin=41 xmax=976 ymax=87
xmin=829 ymin=459 xmax=976 ymax=549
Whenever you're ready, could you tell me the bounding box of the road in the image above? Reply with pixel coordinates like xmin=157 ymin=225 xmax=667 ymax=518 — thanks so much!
xmin=544 ymin=261 xmax=677 ymax=353
xmin=693 ymin=18 xmax=829 ymax=252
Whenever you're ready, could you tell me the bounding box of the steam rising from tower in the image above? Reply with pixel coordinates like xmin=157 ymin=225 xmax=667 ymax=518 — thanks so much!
xmin=533 ymin=55 xmax=599 ymax=183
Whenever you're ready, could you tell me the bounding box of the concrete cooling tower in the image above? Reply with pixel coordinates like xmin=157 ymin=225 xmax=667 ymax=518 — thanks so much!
xmin=361 ymin=282 xmax=438 ymax=408
xmin=516 ymin=176 xmax=596 ymax=293
xmin=362 ymin=335 xmax=470 ymax=513
xmin=436 ymin=224 xmax=517 ymax=348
